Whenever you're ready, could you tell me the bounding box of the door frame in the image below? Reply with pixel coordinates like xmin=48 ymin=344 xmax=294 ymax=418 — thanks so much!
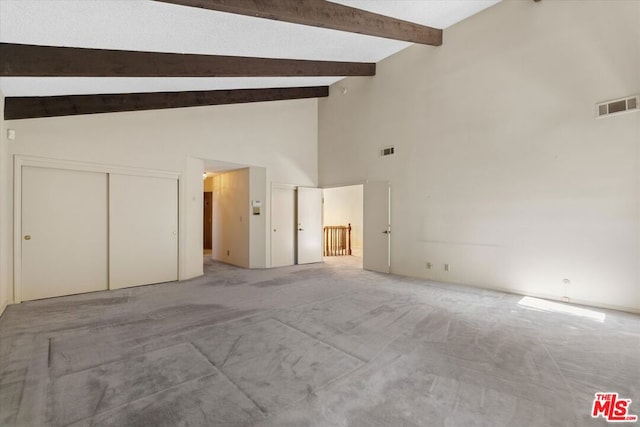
xmin=13 ymin=155 xmax=181 ymax=303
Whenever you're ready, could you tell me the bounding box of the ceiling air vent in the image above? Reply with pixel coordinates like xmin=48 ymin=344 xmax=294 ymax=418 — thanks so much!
xmin=380 ymin=146 xmax=395 ymax=157
xmin=596 ymin=95 xmax=639 ymax=118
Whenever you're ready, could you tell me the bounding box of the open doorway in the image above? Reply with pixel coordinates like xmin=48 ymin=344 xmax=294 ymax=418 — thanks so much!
xmin=322 ymin=185 xmax=364 ymax=267
xmin=203 ymin=174 xmax=214 ymax=257
xmin=202 ymin=159 xmax=262 ymax=269
xmin=203 ymin=167 xmax=250 ymax=267
xmin=201 ymin=160 xmax=267 ymax=269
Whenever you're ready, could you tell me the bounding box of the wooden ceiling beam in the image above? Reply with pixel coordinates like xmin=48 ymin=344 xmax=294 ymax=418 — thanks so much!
xmin=154 ymin=0 xmax=443 ymax=46
xmin=4 ymin=86 xmax=329 ymax=120
xmin=0 ymin=43 xmax=375 ymax=77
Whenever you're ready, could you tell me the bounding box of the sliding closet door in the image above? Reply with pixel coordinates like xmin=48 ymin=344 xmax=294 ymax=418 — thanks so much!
xmin=109 ymin=174 xmax=178 ymax=289
xmin=21 ymin=166 xmax=108 ymax=301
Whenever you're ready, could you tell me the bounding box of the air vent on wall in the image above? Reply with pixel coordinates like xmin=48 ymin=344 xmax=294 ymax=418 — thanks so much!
xmin=380 ymin=146 xmax=395 ymax=157
xmin=596 ymin=95 xmax=639 ymax=118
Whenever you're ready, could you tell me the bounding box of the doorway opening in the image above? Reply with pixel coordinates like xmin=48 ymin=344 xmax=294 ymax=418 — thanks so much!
xmin=203 ymin=175 xmax=213 ymax=257
xmin=322 ymin=185 xmax=364 ymax=268
xmin=202 ymin=159 xmax=253 ymax=268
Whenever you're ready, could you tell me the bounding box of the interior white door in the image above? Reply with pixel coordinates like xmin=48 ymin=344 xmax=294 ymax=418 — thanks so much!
xmin=21 ymin=166 xmax=108 ymax=301
xmin=297 ymin=187 xmax=323 ymax=264
xmin=271 ymin=186 xmax=296 ymax=267
xmin=363 ymin=181 xmax=391 ymax=273
xmin=109 ymin=174 xmax=178 ymax=289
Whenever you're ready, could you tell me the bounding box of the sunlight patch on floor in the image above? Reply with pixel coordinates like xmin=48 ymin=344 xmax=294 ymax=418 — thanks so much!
xmin=518 ymin=296 xmax=606 ymax=322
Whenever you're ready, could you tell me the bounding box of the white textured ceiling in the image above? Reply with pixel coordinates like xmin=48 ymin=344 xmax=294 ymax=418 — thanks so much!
xmin=330 ymin=0 xmax=501 ymax=29
xmin=0 ymin=0 xmax=500 ymax=97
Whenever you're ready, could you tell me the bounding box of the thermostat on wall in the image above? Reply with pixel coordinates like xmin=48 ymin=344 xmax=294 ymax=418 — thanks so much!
xmin=252 ymin=200 xmax=261 ymax=215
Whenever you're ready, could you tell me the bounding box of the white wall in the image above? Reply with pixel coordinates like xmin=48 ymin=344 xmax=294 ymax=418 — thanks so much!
xmin=319 ymin=0 xmax=640 ymax=312
xmin=249 ymin=167 xmax=267 ymax=268
xmin=184 ymin=157 xmax=205 ymax=279
xmin=0 ymin=98 xmax=318 ymax=306
xmin=323 ymin=185 xmax=363 ymax=250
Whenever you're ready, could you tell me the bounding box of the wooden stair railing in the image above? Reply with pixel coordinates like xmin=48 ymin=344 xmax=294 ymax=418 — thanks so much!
xmin=323 ymin=223 xmax=352 ymax=256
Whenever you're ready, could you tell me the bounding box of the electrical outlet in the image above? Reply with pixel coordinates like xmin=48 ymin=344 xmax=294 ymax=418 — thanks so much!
xmin=426 ymin=262 xmax=432 ymax=269
xmin=444 ymin=263 xmax=450 ymax=272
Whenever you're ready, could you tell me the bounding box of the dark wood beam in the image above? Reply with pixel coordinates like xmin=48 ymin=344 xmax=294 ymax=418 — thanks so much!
xmin=4 ymin=86 xmax=329 ymax=120
xmin=0 ymin=43 xmax=375 ymax=77
xmin=154 ymin=0 xmax=443 ymax=46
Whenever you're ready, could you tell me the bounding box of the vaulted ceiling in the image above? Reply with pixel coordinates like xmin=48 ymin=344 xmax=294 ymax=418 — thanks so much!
xmin=0 ymin=0 xmax=500 ymax=119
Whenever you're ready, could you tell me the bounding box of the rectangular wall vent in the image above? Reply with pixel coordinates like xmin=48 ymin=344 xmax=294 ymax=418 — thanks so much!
xmin=596 ymin=95 xmax=639 ymax=118
xmin=380 ymin=146 xmax=395 ymax=157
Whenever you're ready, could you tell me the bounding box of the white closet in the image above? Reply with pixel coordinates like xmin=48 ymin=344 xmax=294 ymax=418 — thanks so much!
xmin=19 ymin=165 xmax=178 ymax=301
